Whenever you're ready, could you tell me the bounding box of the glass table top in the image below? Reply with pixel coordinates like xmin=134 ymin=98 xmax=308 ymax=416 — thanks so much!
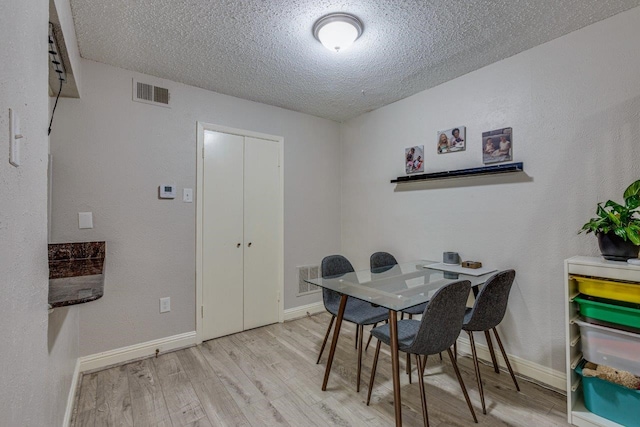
xmin=305 ymin=260 xmax=496 ymax=311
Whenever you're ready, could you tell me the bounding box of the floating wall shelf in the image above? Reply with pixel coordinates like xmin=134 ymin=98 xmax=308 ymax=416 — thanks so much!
xmin=391 ymin=162 xmax=524 ymax=184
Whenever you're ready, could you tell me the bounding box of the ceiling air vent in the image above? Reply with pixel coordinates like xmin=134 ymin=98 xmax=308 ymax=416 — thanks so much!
xmin=133 ymin=79 xmax=170 ymax=108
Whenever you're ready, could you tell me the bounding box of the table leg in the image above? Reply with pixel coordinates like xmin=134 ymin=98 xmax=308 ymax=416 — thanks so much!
xmin=322 ymin=294 xmax=348 ymax=391
xmin=389 ymin=310 xmax=402 ymax=426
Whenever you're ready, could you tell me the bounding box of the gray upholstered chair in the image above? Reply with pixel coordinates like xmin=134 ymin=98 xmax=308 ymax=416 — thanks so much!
xmin=317 ymin=255 xmax=389 ymax=392
xmin=369 ymin=251 xmax=398 ymax=273
xmin=370 ymin=252 xmax=428 ymax=319
xmin=366 ymin=280 xmax=477 ymax=427
xmin=369 ymin=251 xmax=433 ymax=381
xmin=366 ymin=252 xmax=398 ymax=352
xmin=463 ymin=269 xmax=520 ymax=414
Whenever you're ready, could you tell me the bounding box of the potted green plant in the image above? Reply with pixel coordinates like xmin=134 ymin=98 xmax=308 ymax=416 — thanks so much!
xmin=580 ymin=180 xmax=640 ymax=261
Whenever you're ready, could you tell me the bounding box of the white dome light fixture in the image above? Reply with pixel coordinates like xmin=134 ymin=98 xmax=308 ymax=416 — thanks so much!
xmin=313 ymin=13 xmax=363 ymax=53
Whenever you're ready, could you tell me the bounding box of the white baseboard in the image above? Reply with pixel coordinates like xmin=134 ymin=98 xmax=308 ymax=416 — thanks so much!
xmin=78 ymin=331 xmax=197 ymax=373
xmin=283 ymin=301 xmax=325 ymax=321
xmin=456 ymin=334 xmax=566 ymax=392
xmin=63 ymin=358 xmax=81 ymax=427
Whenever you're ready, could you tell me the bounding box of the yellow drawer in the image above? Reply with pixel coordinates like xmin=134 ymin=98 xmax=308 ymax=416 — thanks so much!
xmin=573 ymin=275 xmax=640 ymax=304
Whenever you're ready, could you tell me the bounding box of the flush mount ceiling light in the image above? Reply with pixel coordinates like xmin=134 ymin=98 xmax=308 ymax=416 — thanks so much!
xmin=312 ymin=13 xmax=363 ymax=53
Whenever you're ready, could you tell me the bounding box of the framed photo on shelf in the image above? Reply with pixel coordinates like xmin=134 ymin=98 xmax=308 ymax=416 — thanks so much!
xmin=482 ymin=127 xmax=513 ymax=164
xmin=437 ymin=126 xmax=466 ymax=154
xmin=405 ymin=145 xmax=424 ymax=174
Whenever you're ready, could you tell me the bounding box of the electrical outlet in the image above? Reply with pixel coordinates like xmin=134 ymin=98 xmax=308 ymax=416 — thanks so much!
xmin=160 ymin=297 xmax=170 ymax=313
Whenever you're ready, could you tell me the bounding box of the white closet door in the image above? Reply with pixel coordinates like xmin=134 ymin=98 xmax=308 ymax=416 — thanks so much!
xmin=202 ymin=130 xmax=245 ymax=340
xmin=243 ymin=136 xmax=280 ymax=330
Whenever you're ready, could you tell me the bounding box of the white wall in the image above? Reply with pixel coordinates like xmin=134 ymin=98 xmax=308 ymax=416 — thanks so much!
xmin=0 ymin=0 xmax=79 ymax=425
xmin=340 ymin=7 xmax=640 ymax=373
xmin=51 ymin=59 xmax=341 ymax=356
xmin=52 ymin=0 xmax=83 ymax=96
xmin=47 ymin=307 xmax=79 ymax=423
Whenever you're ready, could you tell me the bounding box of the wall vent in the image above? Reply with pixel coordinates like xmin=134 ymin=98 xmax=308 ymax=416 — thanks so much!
xmin=133 ymin=79 xmax=170 ymax=107
xmin=297 ymin=265 xmax=321 ymax=296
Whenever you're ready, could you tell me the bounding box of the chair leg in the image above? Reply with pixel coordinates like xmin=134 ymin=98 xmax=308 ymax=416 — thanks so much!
xmin=439 ymin=352 xmax=442 ymax=361
xmin=420 ymin=355 xmax=428 ymax=377
xmin=416 ymin=354 xmax=429 ymax=427
xmin=366 ymin=340 xmax=382 ymax=405
xmin=447 ymin=347 xmax=478 ymax=423
xmin=356 ymin=325 xmax=364 ymax=392
xmin=485 ymin=330 xmax=500 ymax=374
xmin=316 ymin=315 xmax=335 ymax=364
xmin=365 ymin=323 xmax=377 ymax=352
xmin=468 ymin=331 xmax=486 ymax=415
xmin=453 ymin=341 xmax=457 ymax=360
xmin=355 ymin=324 xmax=359 ymax=349
xmin=401 ymin=312 xmax=405 ymax=320
xmin=406 ymin=318 xmax=412 ymax=381
xmin=408 ymin=313 xmax=413 ymax=319
xmin=492 ymin=327 xmax=520 ymax=391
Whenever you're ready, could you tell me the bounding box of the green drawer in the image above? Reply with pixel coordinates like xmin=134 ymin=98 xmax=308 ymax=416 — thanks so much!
xmin=574 ymin=296 xmax=640 ymax=330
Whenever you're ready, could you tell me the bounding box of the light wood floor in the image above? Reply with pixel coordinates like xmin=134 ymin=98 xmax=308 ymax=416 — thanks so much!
xmin=72 ymin=313 xmax=569 ymax=426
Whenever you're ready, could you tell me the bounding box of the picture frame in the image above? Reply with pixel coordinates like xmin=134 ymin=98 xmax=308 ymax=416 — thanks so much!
xmin=405 ymin=145 xmax=424 ymax=174
xmin=482 ymin=127 xmax=513 ymax=164
xmin=437 ymin=126 xmax=466 ymax=154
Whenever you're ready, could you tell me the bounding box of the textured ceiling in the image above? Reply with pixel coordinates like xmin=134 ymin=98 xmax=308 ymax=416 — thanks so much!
xmin=70 ymin=0 xmax=640 ymax=122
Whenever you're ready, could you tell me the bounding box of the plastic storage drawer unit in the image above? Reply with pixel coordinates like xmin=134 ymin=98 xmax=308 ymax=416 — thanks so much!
xmin=575 ymin=361 xmax=640 ymax=427
xmin=575 ymin=319 xmax=640 ymax=377
xmin=574 ymin=296 xmax=640 ymax=330
xmin=573 ymin=275 xmax=640 ymax=304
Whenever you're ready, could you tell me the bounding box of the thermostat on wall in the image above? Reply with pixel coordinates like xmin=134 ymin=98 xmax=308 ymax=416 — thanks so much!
xmin=159 ymin=184 xmax=176 ymax=199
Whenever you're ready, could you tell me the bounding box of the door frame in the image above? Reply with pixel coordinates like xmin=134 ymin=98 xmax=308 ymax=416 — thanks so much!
xmin=195 ymin=122 xmax=285 ymax=344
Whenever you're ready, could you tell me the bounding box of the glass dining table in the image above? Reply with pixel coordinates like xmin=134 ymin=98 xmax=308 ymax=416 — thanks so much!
xmin=306 ymin=260 xmax=497 ymax=427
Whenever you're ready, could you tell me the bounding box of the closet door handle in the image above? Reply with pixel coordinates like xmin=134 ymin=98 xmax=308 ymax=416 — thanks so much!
xmin=247 ymin=242 xmax=252 ymax=247
xmin=237 ymin=243 xmax=241 ymax=248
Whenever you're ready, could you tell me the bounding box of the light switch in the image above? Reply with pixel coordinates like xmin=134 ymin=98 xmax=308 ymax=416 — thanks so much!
xmin=160 ymin=297 xmax=171 ymax=313
xmin=78 ymin=212 xmax=93 ymax=229
xmin=183 ymin=188 xmax=193 ymax=203
xmin=9 ymin=108 xmax=23 ymax=167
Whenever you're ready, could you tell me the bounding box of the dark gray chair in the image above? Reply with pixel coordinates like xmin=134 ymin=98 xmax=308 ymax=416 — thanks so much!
xmin=366 ymin=252 xmax=398 ymax=352
xmin=463 ymin=269 xmax=520 ymax=414
xmin=317 ymin=255 xmax=389 ymax=392
xmin=369 ymin=251 xmax=398 ymax=273
xmin=369 ymin=251 xmax=433 ymax=381
xmin=366 ymin=280 xmax=477 ymax=427
xmin=370 ymin=252 xmax=428 ymax=319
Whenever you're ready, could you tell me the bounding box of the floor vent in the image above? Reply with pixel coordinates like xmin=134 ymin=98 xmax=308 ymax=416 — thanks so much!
xmin=133 ymin=79 xmax=170 ymax=107
xmin=297 ymin=265 xmax=321 ymax=296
